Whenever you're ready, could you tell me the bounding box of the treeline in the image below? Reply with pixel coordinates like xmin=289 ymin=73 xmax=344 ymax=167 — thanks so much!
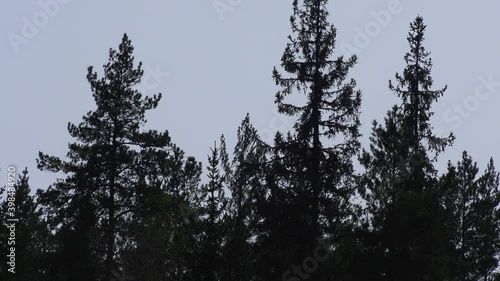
xmin=1 ymin=1 xmax=500 ymax=281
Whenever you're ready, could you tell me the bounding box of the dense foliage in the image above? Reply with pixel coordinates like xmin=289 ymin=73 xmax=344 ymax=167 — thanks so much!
xmin=1 ymin=1 xmax=498 ymax=280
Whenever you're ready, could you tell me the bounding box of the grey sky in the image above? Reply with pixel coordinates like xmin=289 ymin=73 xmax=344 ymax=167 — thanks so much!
xmin=1 ymin=0 xmax=499 ymax=190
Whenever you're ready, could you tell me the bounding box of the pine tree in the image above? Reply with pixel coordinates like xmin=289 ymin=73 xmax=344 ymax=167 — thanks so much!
xmin=122 ymin=190 xmax=202 ymax=281
xmin=222 ymin=114 xmax=267 ymax=281
xmin=357 ymin=106 xmax=409 ymax=280
xmin=37 ymin=34 xmax=178 ymax=281
xmin=441 ymin=152 xmax=500 ymax=281
xmin=475 ymin=159 xmax=500 ymax=281
xmin=121 ymin=145 xmax=202 ymax=281
xmin=254 ymin=131 xmax=310 ymax=281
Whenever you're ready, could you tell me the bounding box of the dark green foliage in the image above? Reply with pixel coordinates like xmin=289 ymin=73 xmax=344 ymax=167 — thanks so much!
xmin=221 ymin=114 xmax=266 ymax=281
xmin=10 ymin=3 xmax=500 ymax=281
xmin=388 ymin=16 xmax=454 ymax=158
xmin=0 ymin=169 xmax=51 ymax=281
xmin=441 ymin=152 xmax=500 ymax=281
xmin=122 ymin=193 xmax=201 ymax=281
xmin=386 ymin=16 xmax=454 ymax=194
xmin=36 ymin=34 xmax=200 ymax=281
xmin=358 ymin=16 xmax=458 ymax=281
xmin=251 ymin=0 xmax=363 ymax=279
xmin=198 ymin=138 xmax=229 ymax=281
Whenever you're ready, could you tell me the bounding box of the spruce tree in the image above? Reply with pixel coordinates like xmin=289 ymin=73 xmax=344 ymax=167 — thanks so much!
xmin=198 ymin=138 xmax=229 ymax=281
xmin=222 ymin=114 xmax=267 ymax=281
xmin=272 ymin=0 xmax=362 ymax=233
xmin=387 ymin=15 xmax=454 ymax=192
xmin=359 ymin=16 xmax=456 ymax=281
xmin=268 ymin=0 xmax=362 ymax=278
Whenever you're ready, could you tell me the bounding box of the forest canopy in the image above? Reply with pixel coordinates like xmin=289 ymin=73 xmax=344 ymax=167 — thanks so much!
xmin=1 ymin=1 xmax=499 ymax=281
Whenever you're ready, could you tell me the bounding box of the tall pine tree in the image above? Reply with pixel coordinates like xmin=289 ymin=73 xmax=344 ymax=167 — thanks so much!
xmin=222 ymin=114 xmax=267 ymax=281
xmin=37 ymin=34 xmax=183 ymax=281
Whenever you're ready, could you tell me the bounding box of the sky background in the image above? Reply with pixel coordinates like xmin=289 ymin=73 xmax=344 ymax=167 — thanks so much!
xmin=1 ymin=0 xmax=499 ymax=191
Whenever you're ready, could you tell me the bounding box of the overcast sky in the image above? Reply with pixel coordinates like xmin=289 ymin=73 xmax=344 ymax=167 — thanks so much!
xmin=1 ymin=0 xmax=499 ymax=191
